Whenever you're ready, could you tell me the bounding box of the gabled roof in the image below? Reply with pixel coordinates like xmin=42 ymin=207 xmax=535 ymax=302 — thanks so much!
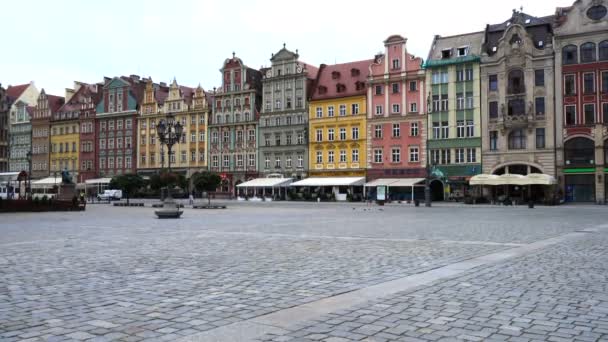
xmin=302 ymin=63 xmax=319 ymax=80
xmin=488 ymin=11 xmax=553 ymax=32
xmin=311 ymin=59 xmax=372 ymax=101
xmin=47 ymin=95 xmax=65 ymax=113
xmin=425 ymin=31 xmax=484 ymax=67
xmin=57 ymin=83 xmax=100 ymax=112
xmin=6 ymin=83 xmax=30 ymax=101
xmin=483 ymin=10 xmax=554 ymax=56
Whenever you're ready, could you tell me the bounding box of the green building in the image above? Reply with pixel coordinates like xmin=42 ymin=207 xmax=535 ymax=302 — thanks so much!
xmin=424 ymin=32 xmax=484 ymax=201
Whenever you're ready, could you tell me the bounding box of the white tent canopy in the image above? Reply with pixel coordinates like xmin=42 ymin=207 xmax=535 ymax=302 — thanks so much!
xmin=31 ymin=177 xmax=61 ymax=188
xmin=364 ymin=178 xmax=399 ymax=187
xmin=470 ymin=173 xmax=557 ymax=186
xmin=290 ymin=177 xmax=365 ymax=187
xmin=390 ymin=178 xmax=426 ymax=187
xmin=85 ymin=177 xmax=112 ymax=185
xmin=365 ymin=178 xmax=425 ymax=187
xmin=237 ymin=178 xmax=293 ymax=188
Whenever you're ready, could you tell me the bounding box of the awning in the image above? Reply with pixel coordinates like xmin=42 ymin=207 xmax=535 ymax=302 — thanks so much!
xmin=525 ymin=173 xmax=557 ymax=185
xmin=470 ymin=174 xmax=501 ymax=186
xmin=31 ymin=177 xmax=61 ymax=188
xmin=236 ymin=178 xmax=293 ymax=188
xmin=390 ymin=178 xmax=426 ymax=187
xmin=497 ymin=174 xmax=528 ymax=186
xmin=364 ymin=178 xmax=400 ymax=187
xmin=85 ymin=177 xmax=112 ymax=184
xmin=470 ymin=173 xmax=556 ymax=186
xmin=291 ymin=177 xmax=366 ymax=187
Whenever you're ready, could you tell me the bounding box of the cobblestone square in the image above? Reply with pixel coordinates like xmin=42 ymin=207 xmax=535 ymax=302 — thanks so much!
xmin=1 ymin=203 xmax=607 ymax=341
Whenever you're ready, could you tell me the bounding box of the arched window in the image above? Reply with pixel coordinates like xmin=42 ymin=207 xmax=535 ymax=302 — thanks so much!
xmin=564 ymin=137 xmax=595 ymax=165
xmin=244 ymin=112 xmax=250 ymax=121
xmin=216 ymin=114 xmax=221 ymax=124
xmin=562 ymin=45 xmax=578 ymax=65
xmin=235 ymin=113 xmax=241 ymax=122
xmin=225 ymin=114 xmax=231 ymax=123
xmin=508 ymin=69 xmax=525 ymax=94
xmin=581 ymin=42 xmax=596 ymax=63
xmin=599 ymin=40 xmax=608 ymax=61
xmin=508 ymin=129 xmax=526 ymax=150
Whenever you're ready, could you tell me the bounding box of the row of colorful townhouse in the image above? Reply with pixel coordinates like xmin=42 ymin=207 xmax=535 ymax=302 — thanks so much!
xmin=0 ymin=0 xmax=607 ymax=202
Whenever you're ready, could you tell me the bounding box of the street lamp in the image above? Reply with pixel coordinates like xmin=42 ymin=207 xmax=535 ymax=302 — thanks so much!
xmin=424 ymin=160 xmax=437 ymax=207
xmin=26 ymin=150 xmax=32 ymax=199
xmin=154 ymin=112 xmax=184 ymax=218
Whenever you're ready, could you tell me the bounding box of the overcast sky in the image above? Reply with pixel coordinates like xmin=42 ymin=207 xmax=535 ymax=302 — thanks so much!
xmin=1 ymin=0 xmax=572 ymax=97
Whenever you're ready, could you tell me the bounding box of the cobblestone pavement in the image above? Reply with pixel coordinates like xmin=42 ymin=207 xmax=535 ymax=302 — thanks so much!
xmin=259 ymin=230 xmax=608 ymax=342
xmin=1 ymin=204 xmax=607 ymax=341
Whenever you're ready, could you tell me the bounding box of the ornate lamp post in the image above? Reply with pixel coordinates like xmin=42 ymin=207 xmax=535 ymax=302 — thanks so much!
xmin=154 ymin=113 xmax=184 ymax=218
xmin=26 ymin=150 xmax=32 ymax=199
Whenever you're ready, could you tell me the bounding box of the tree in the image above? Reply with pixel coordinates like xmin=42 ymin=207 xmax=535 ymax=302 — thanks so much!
xmin=109 ymin=174 xmax=145 ymax=204
xmin=191 ymin=172 xmax=222 ymax=206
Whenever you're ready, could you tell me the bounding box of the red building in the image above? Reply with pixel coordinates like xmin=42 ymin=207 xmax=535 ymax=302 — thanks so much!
xmin=366 ymin=35 xmax=427 ymax=184
xmin=95 ymin=76 xmax=145 ymax=177
xmin=68 ymin=83 xmax=101 ymax=182
xmin=554 ymin=0 xmax=608 ymax=203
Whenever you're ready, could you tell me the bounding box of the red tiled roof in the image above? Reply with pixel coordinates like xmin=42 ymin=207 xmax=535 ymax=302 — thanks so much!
xmin=311 ymin=59 xmax=372 ymax=101
xmin=6 ymin=84 xmax=30 ymax=100
xmin=47 ymin=95 xmax=65 ymax=113
xmin=301 ymin=63 xmax=319 ymax=80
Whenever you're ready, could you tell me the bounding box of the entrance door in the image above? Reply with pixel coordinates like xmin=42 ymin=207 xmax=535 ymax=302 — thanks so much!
xmin=430 ymin=180 xmax=444 ymax=201
xmin=565 ymin=174 xmax=595 ymax=202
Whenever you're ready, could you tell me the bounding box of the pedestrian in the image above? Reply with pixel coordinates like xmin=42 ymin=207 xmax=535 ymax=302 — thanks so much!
xmin=189 ymin=191 xmax=194 ymax=205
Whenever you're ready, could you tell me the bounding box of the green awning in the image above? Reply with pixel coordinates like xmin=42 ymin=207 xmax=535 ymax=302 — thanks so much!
xmin=423 ymin=55 xmax=481 ymax=68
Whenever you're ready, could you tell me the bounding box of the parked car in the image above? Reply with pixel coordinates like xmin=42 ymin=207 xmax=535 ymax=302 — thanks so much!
xmin=97 ymin=189 xmax=123 ymax=201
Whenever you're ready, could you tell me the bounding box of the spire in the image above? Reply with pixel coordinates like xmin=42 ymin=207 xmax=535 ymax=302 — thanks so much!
xmin=232 ymin=51 xmax=235 ymax=58
xmin=283 ymin=42 xmax=286 ymax=49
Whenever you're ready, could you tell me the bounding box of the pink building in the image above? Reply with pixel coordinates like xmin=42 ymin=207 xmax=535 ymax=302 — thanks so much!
xmin=366 ymin=35 xmax=427 ymax=186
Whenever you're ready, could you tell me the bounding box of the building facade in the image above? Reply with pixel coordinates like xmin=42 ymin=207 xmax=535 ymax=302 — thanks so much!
xmin=138 ymin=78 xmax=209 ymax=177
xmin=8 ymin=102 xmax=33 ymax=173
xmin=96 ymin=76 xmax=143 ymax=177
xmin=0 ymin=85 xmax=8 ymax=172
xmin=209 ymin=54 xmax=262 ymax=195
xmin=31 ymin=90 xmax=64 ymax=179
xmin=425 ymin=32 xmax=484 ymax=200
xmin=309 ymin=60 xmax=371 ymax=177
xmin=367 ymin=35 xmax=427 ymax=184
xmin=259 ymin=45 xmax=317 ymax=179
xmin=480 ymin=10 xmax=556 ymax=201
xmin=50 ymin=101 xmax=81 ymax=180
xmin=554 ymin=0 xmax=608 ymax=203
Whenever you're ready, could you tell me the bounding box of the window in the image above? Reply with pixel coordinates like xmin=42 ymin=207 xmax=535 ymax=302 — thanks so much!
xmin=116 ymin=138 xmax=123 ymax=149
xmin=565 ymin=105 xmax=577 ymax=125
xmin=508 ymin=129 xmax=526 ymax=149
xmin=457 ymin=47 xmax=468 ymax=57
xmin=108 ymin=120 xmax=114 ymax=130
xmin=275 ymin=157 xmax=281 ymax=168
xmin=392 ymin=59 xmax=400 ymax=69
xmin=108 ymin=138 xmax=114 ymax=149
xmin=584 ymin=73 xmax=595 ymax=94
xmin=316 ymin=129 xmax=323 ymax=142
xmin=236 ymin=154 xmax=243 ymax=167
xmin=212 ymin=156 xmax=218 ymax=167
xmin=375 ymin=105 xmax=383 ymax=115
xmin=264 ymin=134 xmax=271 ymax=146
xmin=563 ymin=45 xmax=578 ymax=65
xmin=603 ymin=103 xmax=608 ymax=124
xmin=457 ymin=93 xmax=465 ymax=110
xmin=316 ymin=107 xmax=322 ymax=118
xmin=392 ymin=104 xmax=400 ymax=114
xmin=455 ymin=148 xmax=465 ymax=163
xmin=248 ymin=129 xmax=255 ymax=141
xmin=465 ymin=120 xmax=474 ymax=137
xmin=489 ymin=101 xmax=499 ymax=118
xmin=409 ymin=81 xmax=417 ymax=91
xmin=466 ymin=148 xmax=476 ymax=163
xmin=508 ymin=69 xmax=525 ymax=94
xmin=441 ymin=49 xmax=451 ymax=59
xmin=374 ymin=125 xmax=382 ymax=138
xmin=339 ymin=104 xmax=346 ymax=116
xmin=489 ymin=75 xmax=498 ymax=91
xmin=352 ymin=127 xmax=359 ymax=140
xmin=432 ymin=95 xmax=440 ymax=112
xmin=392 ymin=123 xmax=400 ymax=137
xmin=441 ymin=121 xmax=449 ymax=139
xmin=297 ymin=132 xmax=304 ymax=144
xmin=286 ymin=133 xmax=292 ymax=145
xmin=457 ymin=120 xmax=465 ymax=138
xmin=328 ymin=106 xmax=335 ymax=117
xmin=223 ymin=155 xmax=230 ymax=168
xmin=490 ymin=131 xmax=498 ymax=151
xmin=465 ymin=68 xmax=473 ymax=81
xmin=275 ymin=133 xmax=281 ymax=146
xmin=392 ymin=83 xmax=399 ymax=94
xmin=535 ymin=97 xmax=545 ymax=117
xmin=340 ymin=150 xmax=347 ymax=163
xmin=391 ymin=148 xmax=401 ymax=163
xmin=600 ymin=41 xmax=608 ymax=61
xmin=565 ymin=75 xmax=576 ymax=95
xmin=374 ymin=149 xmax=383 ymax=163
xmin=465 ymin=92 xmax=474 ymax=109
xmin=432 ymin=122 xmax=440 ymax=139
xmin=248 ymin=154 xmax=255 ymax=167
xmin=328 ymin=128 xmax=334 ymax=141
xmin=223 ymin=131 xmax=229 ymax=143
xmin=535 ymin=69 xmax=545 ymax=86
xmin=536 ymin=128 xmax=545 ymax=149
xmin=339 ymin=128 xmax=346 ymax=140
xmin=328 ymin=151 xmax=334 ymax=163
xmin=181 ymin=151 xmax=187 ymax=163
xmin=199 ymin=150 xmax=205 ymax=162
xmin=199 ymin=131 xmax=205 ymax=142
xmin=410 ymin=122 xmax=418 ymax=136
xmin=456 ymin=69 xmax=464 ymax=82
xmin=297 ymin=154 xmax=303 ymax=167
xmin=275 ymin=99 xmax=281 ymax=110
xmin=212 ymin=131 xmax=218 ymax=143
xmin=191 ymin=150 xmax=196 ymax=162
xmin=116 ymin=119 xmax=123 ymax=130
xmin=375 ymin=85 xmax=383 ymax=95
xmin=603 ymin=71 xmax=608 ymax=93
xmin=286 ymin=156 xmax=292 ymax=168
xmin=316 ymin=151 xmax=322 ymax=163
xmin=351 ymin=104 xmax=359 ymax=115
xmin=275 ymin=117 xmax=281 ymax=126
xmin=581 ymin=42 xmax=597 ymax=63
xmin=508 ymin=98 xmax=525 ymax=116
xmin=585 ymin=104 xmax=595 ymax=124
xmin=440 ymin=149 xmax=450 ymax=164
xmin=191 ymin=132 xmax=196 ymax=142
xmin=587 ymin=5 xmax=607 ymax=20
xmin=99 ymin=139 xmax=106 ymax=149
xmin=352 ymin=149 xmax=359 ymax=162
xmin=441 ymin=95 xmax=448 ymax=111
xmin=410 ymin=103 xmax=417 ymax=112
xmin=430 ymin=150 xmax=440 ymax=165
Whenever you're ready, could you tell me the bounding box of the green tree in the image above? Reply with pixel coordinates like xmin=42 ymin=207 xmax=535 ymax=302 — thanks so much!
xmin=109 ymin=174 xmax=145 ymax=204
xmin=191 ymin=171 xmax=222 ymax=206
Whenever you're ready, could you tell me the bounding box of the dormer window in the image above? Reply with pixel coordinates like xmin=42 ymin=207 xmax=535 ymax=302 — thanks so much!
xmin=457 ymin=47 xmax=468 ymax=57
xmin=355 ymin=81 xmax=365 ymax=91
xmin=441 ymin=49 xmax=451 ymax=59
xmin=331 ymin=71 xmax=340 ymax=79
xmin=350 ymin=68 xmax=360 ymax=77
xmin=336 ymin=83 xmax=346 ymax=93
xmin=525 ymin=19 xmax=531 ymax=24
xmin=318 ymin=86 xmax=327 ymax=95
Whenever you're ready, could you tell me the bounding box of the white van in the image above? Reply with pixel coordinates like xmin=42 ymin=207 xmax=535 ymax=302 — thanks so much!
xmin=97 ymin=189 xmax=123 ymax=201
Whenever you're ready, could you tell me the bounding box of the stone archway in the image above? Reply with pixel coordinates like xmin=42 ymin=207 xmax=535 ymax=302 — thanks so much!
xmin=430 ymin=179 xmax=444 ymax=201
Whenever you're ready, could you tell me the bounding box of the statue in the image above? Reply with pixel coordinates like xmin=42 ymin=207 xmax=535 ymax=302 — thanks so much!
xmin=528 ymin=101 xmax=533 ymax=115
xmin=61 ymin=169 xmax=73 ymax=184
xmin=501 ymin=103 xmax=506 ymax=117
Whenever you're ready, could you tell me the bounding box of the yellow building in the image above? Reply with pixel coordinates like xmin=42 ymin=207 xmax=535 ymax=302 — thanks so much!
xmin=49 ymin=108 xmax=79 ymax=181
xmin=308 ymin=60 xmax=371 ymax=177
xmin=137 ymin=78 xmax=209 ymax=177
